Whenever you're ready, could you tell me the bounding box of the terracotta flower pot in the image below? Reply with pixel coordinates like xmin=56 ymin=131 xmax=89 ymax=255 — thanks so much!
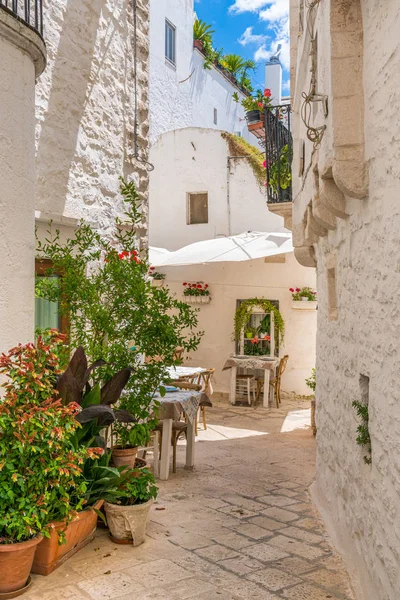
xmin=111 ymin=446 xmax=138 ymax=468
xmin=31 ymin=501 xmax=102 ymax=576
xmin=0 ymin=535 xmax=42 ymax=595
xmin=104 ymin=499 xmax=153 ymax=546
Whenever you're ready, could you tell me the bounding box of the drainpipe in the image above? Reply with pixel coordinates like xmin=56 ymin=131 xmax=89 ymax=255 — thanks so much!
xmin=227 ymin=156 xmax=248 ymax=236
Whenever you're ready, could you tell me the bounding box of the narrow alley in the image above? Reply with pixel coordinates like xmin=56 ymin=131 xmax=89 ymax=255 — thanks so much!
xmin=25 ymin=397 xmax=355 ymax=600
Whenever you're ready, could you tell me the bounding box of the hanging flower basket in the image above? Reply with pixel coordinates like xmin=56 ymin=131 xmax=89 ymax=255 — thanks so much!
xmin=182 ymin=282 xmax=211 ymax=305
xmin=291 ymin=300 xmax=317 ymax=310
xmin=290 ymin=287 xmax=317 ymax=310
xmin=184 ymin=295 xmax=211 ymax=305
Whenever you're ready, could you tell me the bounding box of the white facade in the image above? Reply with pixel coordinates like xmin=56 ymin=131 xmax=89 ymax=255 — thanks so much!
xmin=149 ymin=128 xmax=316 ymax=395
xmin=35 ymin=0 xmax=150 ymax=242
xmin=290 ymin=1 xmax=400 ymax=598
xmin=149 ymin=0 xmax=253 ymax=144
xmin=149 ymin=128 xmax=282 ymax=250
xmin=0 ymin=9 xmax=46 ymax=355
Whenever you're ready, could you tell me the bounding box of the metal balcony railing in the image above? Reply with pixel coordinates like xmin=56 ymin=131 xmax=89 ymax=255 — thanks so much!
xmin=0 ymin=0 xmax=43 ymax=37
xmin=264 ymin=104 xmax=293 ymax=204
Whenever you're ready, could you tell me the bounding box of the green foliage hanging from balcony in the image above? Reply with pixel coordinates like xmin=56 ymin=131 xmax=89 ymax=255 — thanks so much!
xmin=234 ymin=298 xmax=285 ymax=346
xmin=221 ymin=132 xmax=266 ymax=187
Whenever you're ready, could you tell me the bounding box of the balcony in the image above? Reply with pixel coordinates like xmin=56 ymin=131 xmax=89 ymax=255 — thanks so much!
xmin=246 ymin=104 xmax=293 ymax=229
xmin=0 ymin=0 xmax=43 ymax=37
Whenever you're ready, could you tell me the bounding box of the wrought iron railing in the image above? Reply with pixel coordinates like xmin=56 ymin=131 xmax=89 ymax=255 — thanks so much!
xmin=0 ymin=0 xmax=43 ymax=37
xmin=264 ymin=104 xmax=292 ymax=204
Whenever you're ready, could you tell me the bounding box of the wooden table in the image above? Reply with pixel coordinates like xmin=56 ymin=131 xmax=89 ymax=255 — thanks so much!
xmin=222 ymin=355 xmax=280 ymax=408
xmin=156 ymin=389 xmax=211 ymax=480
xmin=166 ymin=366 xmax=208 ymax=381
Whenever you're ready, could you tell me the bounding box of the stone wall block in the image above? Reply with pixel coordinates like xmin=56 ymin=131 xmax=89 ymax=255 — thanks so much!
xmin=312 ymin=194 xmax=337 ymax=230
xmin=319 ymin=177 xmax=348 ymax=219
xmin=294 ymin=245 xmax=317 ymax=268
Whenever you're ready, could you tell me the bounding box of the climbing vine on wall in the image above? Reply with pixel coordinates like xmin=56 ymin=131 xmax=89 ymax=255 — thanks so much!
xmin=352 ymin=400 xmax=372 ymax=465
xmin=234 ymin=298 xmax=285 ymax=346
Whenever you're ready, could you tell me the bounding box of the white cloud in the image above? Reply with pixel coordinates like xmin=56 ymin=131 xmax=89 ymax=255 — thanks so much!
xmin=252 ymin=0 xmax=290 ymax=70
xmin=282 ymin=79 xmax=291 ymax=93
xmin=259 ymin=0 xmax=288 ymax=21
xmin=229 ymin=0 xmax=270 ymax=14
xmin=238 ymin=26 xmax=268 ymax=46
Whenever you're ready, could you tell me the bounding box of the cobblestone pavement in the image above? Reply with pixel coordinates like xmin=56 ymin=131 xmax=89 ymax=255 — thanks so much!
xmin=25 ymin=396 xmax=356 ymax=600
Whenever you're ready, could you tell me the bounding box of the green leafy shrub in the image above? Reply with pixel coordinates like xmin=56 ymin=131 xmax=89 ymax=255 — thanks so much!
xmin=35 ymin=179 xmax=202 ymax=443
xmin=352 ymin=401 xmax=372 ymax=465
xmin=305 ymin=368 xmax=316 ymax=393
xmin=0 ymin=332 xmax=101 ymax=544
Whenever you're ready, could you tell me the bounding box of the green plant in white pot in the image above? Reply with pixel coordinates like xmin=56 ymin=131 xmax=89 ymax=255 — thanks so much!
xmin=104 ymin=468 xmax=158 ymax=546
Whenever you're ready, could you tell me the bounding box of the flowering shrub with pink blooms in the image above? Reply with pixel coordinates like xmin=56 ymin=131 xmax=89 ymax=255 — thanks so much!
xmin=183 ymin=282 xmax=210 ymax=297
xmin=289 ymin=286 xmax=317 ymax=301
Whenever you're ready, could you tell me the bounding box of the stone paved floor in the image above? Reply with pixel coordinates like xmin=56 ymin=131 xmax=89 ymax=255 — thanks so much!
xmin=25 ymin=395 xmax=356 ymax=600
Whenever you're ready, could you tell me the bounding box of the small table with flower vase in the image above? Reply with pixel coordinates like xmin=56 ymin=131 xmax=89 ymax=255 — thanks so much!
xmin=222 ymin=355 xmax=280 ymax=407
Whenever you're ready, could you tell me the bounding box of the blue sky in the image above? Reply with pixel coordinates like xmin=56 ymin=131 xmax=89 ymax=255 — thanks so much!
xmin=194 ymin=0 xmax=290 ymax=94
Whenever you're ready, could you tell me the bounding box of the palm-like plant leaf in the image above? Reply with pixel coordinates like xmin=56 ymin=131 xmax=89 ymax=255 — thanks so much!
xmin=100 ymin=368 xmax=132 ymax=405
xmin=193 ymin=18 xmax=214 ymax=43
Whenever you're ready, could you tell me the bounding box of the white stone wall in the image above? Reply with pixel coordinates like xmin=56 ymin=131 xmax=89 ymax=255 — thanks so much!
xmin=0 ymin=10 xmax=46 ymax=354
xmin=149 ymin=127 xmax=317 ymax=394
xmin=159 ymin=255 xmax=316 ymax=396
xmin=35 ymin=0 xmax=150 ymax=240
xmin=291 ymin=1 xmax=400 ymax=598
xmin=149 ymin=0 xmax=252 ymax=144
xmin=149 ymin=128 xmax=283 ymax=250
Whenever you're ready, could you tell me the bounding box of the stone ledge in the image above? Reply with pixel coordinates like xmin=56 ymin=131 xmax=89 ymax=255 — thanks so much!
xmin=0 ymin=6 xmax=46 ymax=78
xmin=267 ymin=201 xmax=293 ymax=230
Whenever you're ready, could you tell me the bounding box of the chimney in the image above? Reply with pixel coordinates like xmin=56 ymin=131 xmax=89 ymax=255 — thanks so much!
xmin=265 ymin=44 xmax=282 ymax=105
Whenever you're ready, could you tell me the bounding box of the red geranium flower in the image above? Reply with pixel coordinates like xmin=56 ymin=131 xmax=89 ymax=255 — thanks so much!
xmin=289 ymin=288 xmax=294 ymax=292
xmin=183 ymin=282 xmax=187 ymax=286
xmin=197 ymin=284 xmax=202 ymax=289
xmin=296 ymin=288 xmax=301 ymax=292
xmin=257 ymin=102 xmax=263 ymax=108
xmin=264 ymin=88 xmax=271 ymax=97
xmin=263 ymin=160 xmax=267 ymax=168
xmin=205 ymin=284 xmax=209 ymax=288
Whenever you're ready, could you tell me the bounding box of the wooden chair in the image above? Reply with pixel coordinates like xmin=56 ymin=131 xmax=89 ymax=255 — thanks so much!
xmin=236 ymin=373 xmax=255 ymax=405
xmin=155 ymin=380 xmax=201 ymax=473
xmin=269 ymin=355 xmax=289 ymax=408
xmin=173 ymin=347 xmax=185 ymax=362
xmin=195 ymin=368 xmax=214 ymax=432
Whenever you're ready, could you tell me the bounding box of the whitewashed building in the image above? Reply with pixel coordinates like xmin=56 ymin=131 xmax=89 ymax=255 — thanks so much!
xmin=148 ymin=0 xmax=317 ymax=397
xmin=290 ymin=0 xmax=400 ymax=598
xmin=149 ymin=0 xmax=253 ymax=145
xmin=0 ymin=0 xmax=150 ymax=354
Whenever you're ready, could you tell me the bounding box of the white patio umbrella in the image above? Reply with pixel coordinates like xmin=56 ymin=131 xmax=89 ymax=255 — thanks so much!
xmin=149 ymin=231 xmax=293 ymax=267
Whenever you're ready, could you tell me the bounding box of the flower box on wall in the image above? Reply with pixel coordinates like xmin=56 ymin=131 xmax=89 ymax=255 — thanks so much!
xmin=292 ymin=300 xmax=317 ymax=310
xmin=184 ymin=295 xmax=211 ymax=305
xmin=151 ymin=279 xmax=164 ymax=287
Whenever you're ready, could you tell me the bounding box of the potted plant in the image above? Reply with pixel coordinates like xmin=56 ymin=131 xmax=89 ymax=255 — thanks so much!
xmin=306 ymin=369 xmax=317 ymax=436
xmin=183 ymin=282 xmax=211 ymax=304
xmin=257 ymin=314 xmax=270 ymax=339
xmin=31 ymin=346 xmax=136 ymax=575
xmin=104 ymin=468 xmax=158 ymax=546
xmin=0 ymin=332 xmax=98 ymax=593
xmin=193 ymin=18 xmax=214 ymax=53
xmin=148 ymin=267 xmax=166 ymax=287
xmin=245 ymin=327 xmax=256 ymax=339
xmin=111 ymin=422 xmax=152 ymax=468
xmin=240 ymin=88 xmax=272 ymax=127
xmin=290 ymin=287 xmax=317 ymax=309
xmin=268 ymin=144 xmax=292 ymax=200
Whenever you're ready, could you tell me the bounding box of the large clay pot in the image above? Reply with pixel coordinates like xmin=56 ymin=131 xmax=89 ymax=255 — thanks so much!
xmin=111 ymin=446 xmax=138 ymax=468
xmin=0 ymin=535 xmax=42 ymax=595
xmin=104 ymin=499 xmax=153 ymax=546
xmin=31 ymin=501 xmax=102 ymax=576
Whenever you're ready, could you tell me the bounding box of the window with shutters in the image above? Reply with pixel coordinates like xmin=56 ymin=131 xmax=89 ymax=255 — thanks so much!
xmin=187 ymin=192 xmax=208 ymax=225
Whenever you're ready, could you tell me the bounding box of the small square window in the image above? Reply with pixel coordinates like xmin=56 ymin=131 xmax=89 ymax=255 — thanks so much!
xmin=187 ymin=192 xmax=208 ymax=225
xmin=165 ymin=20 xmax=176 ymax=65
